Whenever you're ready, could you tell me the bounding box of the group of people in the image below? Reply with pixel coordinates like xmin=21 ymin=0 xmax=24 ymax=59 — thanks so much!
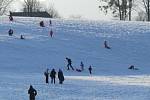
xmin=8 ymin=11 xmax=54 ymax=40
xmin=39 ymin=20 xmax=54 ymax=37
xmin=8 ymin=28 xmax=25 ymax=39
xmin=66 ymin=57 xmax=93 ymax=74
xmin=44 ymin=68 xmax=64 ymax=84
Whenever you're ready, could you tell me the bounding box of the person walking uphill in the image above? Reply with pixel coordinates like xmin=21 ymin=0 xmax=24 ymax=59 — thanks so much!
xmin=58 ymin=69 xmax=64 ymax=84
xmin=66 ymin=57 xmax=74 ymax=70
xmin=50 ymin=69 xmax=56 ymax=84
xmin=28 ymin=85 xmax=37 ymax=100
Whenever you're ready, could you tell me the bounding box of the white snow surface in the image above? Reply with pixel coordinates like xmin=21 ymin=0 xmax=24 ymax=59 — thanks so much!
xmin=0 ymin=16 xmax=150 ymax=100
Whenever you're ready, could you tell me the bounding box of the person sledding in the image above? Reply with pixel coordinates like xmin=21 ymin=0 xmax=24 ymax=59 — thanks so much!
xmin=66 ymin=57 xmax=74 ymax=70
xmin=76 ymin=61 xmax=84 ymax=72
xmin=20 ymin=35 xmax=25 ymax=39
xmin=9 ymin=11 xmax=13 ymax=21
xmin=39 ymin=21 xmax=45 ymax=27
xmin=104 ymin=40 xmax=111 ymax=49
xmin=8 ymin=29 xmax=13 ymax=36
xmin=128 ymin=65 xmax=139 ymax=70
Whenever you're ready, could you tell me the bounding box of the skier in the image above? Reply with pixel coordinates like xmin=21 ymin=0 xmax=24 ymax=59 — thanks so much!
xmin=58 ymin=69 xmax=64 ymax=84
xmin=50 ymin=69 xmax=56 ymax=84
xmin=49 ymin=29 xmax=53 ymax=37
xmin=40 ymin=21 xmax=45 ymax=27
xmin=80 ymin=61 xmax=84 ymax=71
xmin=88 ymin=65 xmax=92 ymax=74
xmin=66 ymin=57 xmax=74 ymax=70
xmin=104 ymin=40 xmax=111 ymax=49
xmin=28 ymin=85 xmax=37 ymax=100
xmin=8 ymin=29 xmax=13 ymax=36
xmin=44 ymin=68 xmax=49 ymax=83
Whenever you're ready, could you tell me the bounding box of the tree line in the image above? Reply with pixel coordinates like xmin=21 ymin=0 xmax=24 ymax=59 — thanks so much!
xmin=0 ymin=0 xmax=150 ymax=21
xmin=98 ymin=0 xmax=150 ymax=21
xmin=0 ymin=0 xmax=60 ymax=18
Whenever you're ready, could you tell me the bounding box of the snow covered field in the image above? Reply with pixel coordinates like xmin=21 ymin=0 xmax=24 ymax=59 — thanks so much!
xmin=0 ymin=16 xmax=150 ymax=100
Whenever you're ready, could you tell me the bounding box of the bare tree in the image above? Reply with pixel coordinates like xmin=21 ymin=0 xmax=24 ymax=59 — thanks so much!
xmin=45 ymin=4 xmax=60 ymax=18
xmin=23 ymin=0 xmax=42 ymax=13
xmin=0 ymin=0 xmax=14 ymax=15
xmin=135 ymin=11 xmax=147 ymax=21
xmin=98 ymin=0 xmax=134 ymax=20
xmin=142 ymin=0 xmax=150 ymax=21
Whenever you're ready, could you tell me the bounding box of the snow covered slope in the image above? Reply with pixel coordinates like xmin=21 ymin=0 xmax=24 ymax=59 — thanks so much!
xmin=0 ymin=16 xmax=150 ymax=100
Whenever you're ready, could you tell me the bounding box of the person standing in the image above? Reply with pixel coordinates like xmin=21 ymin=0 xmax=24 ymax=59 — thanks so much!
xmin=58 ymin=69 xmax=64 ymax=84
xmin=49 ymin=20 xmax=52 ymax=26
xmin=66 ymin=57 xmax=74 ymax=70
xmin=88 ymin=65 xmax=92 ymax=74
xmin=9 ymin=11 xmax=13 ymax=21
xmin=50 ymin=69 xmax=56 ymax=84
xmin=50 ymin=29 xmax=53 ymax=37
xmin=44 ymin=68 xmax=49 ymax=84
xmin=28 ymin=85 xmax=37 ymax=100
xmin=80 ymin=61 xmax=84 ymax=71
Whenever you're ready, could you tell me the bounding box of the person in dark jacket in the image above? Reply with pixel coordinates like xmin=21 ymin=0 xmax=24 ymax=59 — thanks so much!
xmin=28 ymin=85 xmax=37 ymax=100
xmin=44 ymin=68 xmax=49 ymax=83
xmin=49 ymin=20 xmax=52 ymax=26
xmin=20 ymin=35 xmax=25 ymax=39
xmin=104 ymin=40 xmax=111 ymax=49
xmin=66 ymin=57 xmax=74 ymax=70
xmin=50 ymin=69 xmax=56 ymax=84
xmin=50 ymin=29 xmax=53 ymax=37
xmin=80 ymin=61 xmax=84 ymax=71
xmin=40 ymin=21 xmax=45 ymax=27
xmin=9 ymin=11 xmax=13 ymax=21
xmin=128 ymin=65 xmax=134 ymax=69
xmin=8 ymin=29 xmax=13 ymax=36
xmin=128 ymin=65 xmax=139 ymax=70
xmin=58 ymin=69 xmax=64 ymax=84
xmin=88 ymin=65 xmax=92 ymax=74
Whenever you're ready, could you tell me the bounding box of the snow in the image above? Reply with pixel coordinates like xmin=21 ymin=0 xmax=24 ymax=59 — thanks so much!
xmin=0 ymin=16 xmax=150 ymax=99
